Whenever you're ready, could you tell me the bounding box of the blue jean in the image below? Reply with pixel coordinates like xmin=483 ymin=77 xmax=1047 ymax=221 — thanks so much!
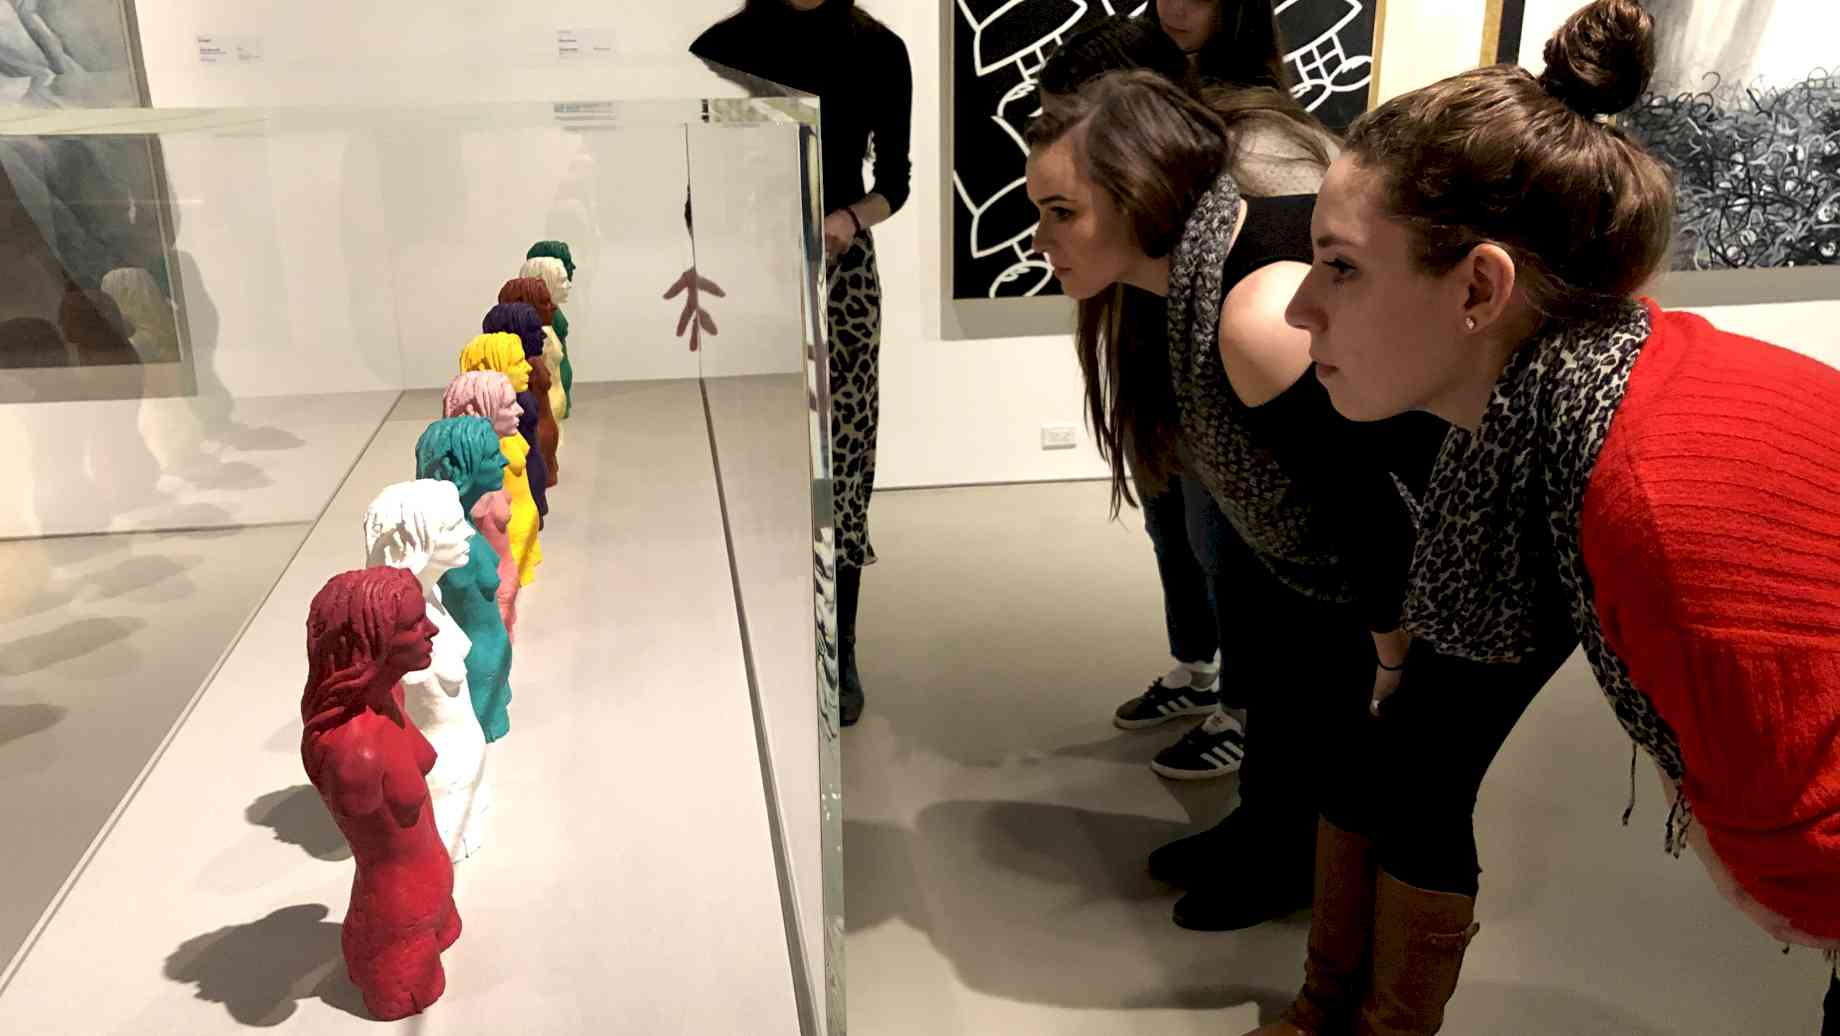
xmin=1141 ymin=469 xmax=1241 ymax=704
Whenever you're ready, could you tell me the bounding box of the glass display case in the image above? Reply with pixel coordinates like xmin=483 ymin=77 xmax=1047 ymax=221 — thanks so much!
xmin=0 ymin=59 xmax=838 ymax=1034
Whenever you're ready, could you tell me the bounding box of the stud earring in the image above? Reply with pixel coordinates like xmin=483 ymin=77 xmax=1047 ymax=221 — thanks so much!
xmin=1464 ymin=316 xmax=1478 ymax=332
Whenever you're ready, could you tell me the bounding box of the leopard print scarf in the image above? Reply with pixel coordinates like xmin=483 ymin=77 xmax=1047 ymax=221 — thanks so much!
xmin=1166 ymin=172 xmax=1352 ymax=603
xmin=1404 ymin=299 xmax=1692 ymax=851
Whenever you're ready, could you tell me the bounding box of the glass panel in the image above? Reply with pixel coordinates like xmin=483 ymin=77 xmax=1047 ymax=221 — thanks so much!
xmin=1 ymin=64 xmax=825 ymax=1033
xmin=688 ymin=81 xmax=838 ymax=1034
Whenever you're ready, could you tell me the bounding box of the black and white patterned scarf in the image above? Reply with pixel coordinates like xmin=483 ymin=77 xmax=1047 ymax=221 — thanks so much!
xmin=1404 ymin=299 xmax=1692 ymax=850
xmin=1166 ymin=171 xmax=1351 ymax=603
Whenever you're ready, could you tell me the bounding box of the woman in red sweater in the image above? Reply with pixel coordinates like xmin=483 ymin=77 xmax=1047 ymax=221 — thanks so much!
xmin=1256 ymin=0 xmax=1840 ymax=1032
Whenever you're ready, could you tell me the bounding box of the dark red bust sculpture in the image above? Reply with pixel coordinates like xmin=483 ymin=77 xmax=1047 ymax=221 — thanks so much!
xmin=302 ymin=567 xmax=462 ymax=1020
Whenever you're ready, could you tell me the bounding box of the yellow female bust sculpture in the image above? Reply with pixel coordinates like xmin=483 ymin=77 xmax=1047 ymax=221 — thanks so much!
xmin=450 ymin=342 xmax=540 ymax=585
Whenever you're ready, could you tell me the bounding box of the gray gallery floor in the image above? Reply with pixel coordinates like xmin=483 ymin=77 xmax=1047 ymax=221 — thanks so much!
xmin=843 ymin=481 xmax=1831 ymax=1036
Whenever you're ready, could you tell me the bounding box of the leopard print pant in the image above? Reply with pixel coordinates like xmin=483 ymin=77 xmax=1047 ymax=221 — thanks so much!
xmin=828 ymin=231 xmax=882 ymax=569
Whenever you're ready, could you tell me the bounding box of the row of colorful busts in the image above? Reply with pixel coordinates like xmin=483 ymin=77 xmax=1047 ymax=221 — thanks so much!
xmin=298 ymin=242 xmax=578 ymax=1021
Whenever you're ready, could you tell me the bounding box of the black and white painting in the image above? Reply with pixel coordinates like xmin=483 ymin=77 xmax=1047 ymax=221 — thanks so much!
xmin=949 ymin=0 xmax=1377 ymax=300
xmin=1 ymin=0 xmax=191 ymax=397
xmin=1511 ymin=0 xmax=1838 ymax=273
xmin=1623 ymin=0 xmax=1839 ymax=270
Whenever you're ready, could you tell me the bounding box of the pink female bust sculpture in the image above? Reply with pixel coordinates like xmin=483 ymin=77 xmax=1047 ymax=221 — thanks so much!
xmin=443 ymin=371 xmax=525 ymax=632
xmin=302 ymin=566 xmax=462 ymax=1020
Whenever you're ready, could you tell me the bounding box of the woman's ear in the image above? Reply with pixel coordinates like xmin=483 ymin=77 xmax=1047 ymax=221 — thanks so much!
xmin=1460 ymin=243 xmax=1520 ymax=334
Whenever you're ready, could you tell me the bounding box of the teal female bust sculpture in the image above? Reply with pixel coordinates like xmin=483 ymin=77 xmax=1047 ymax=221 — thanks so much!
xmin=416 ymin=416 xmax=514 ymax=742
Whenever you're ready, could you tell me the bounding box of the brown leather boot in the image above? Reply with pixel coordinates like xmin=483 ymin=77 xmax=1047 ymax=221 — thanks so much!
xmin=1243 ymin=817 xmax=1377 ymax=1036
xmin=1354 ymin=871 xmax=1480 ymax=1036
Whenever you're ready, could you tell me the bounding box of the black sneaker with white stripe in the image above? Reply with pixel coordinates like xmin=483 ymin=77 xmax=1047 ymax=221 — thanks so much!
xmin=1113 ymin=671 xmax=1222 ymax=730
xmin=1150 ymin=708 xmax=1246 ymax=780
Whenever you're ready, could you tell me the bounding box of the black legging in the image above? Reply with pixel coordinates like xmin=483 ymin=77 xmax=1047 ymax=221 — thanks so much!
xmin=1206 ymin=490 xmax=1571 ymax=895
xmin=1823 ymin=967 xmax=1837 ymax=1036
xmin=1322 ymin=635 xmax=1577 ymax=897
xmin=1208 ymin=516 xmax=1372 ymax=840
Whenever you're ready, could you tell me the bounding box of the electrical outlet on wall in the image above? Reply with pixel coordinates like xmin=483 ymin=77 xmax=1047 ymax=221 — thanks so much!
xmin=1041 ymin=425 xmax=1078 ymax=451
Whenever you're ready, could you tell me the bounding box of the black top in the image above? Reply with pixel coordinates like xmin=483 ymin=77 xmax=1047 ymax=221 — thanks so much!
xmin=1183 ymin=194 xmax=1444 ymax=632
xmin=690 ymin=1 xmax=913 ymax=218
xmin=1220 ymin=194 xmax=1313 ymax=291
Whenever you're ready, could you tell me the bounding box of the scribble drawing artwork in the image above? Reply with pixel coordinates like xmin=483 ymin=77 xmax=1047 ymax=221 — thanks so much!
xmin=1612 ymin=0 xmax=1840 ymax=271
xmin=1627 ymin=76 xmax=1840 ymax=270
xmin=949 ymin=1 xmax=1376 ymax=300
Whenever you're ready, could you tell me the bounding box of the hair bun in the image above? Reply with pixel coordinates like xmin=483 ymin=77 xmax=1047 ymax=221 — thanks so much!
xmin=1537 ymin=0 xmax=1656 ymax=117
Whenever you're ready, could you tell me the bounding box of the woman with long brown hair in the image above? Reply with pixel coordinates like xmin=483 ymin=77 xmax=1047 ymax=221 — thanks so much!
xmin=1257 ymin=1 xmax=1840 ymax=1031
xmin=1034 ymin=14 xmax=1354 ymax=933
xmin=1026 ymin=60 xmax=1465 ymax=949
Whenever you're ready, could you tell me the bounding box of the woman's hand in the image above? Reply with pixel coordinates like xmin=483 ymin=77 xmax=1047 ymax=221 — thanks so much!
xmin=1370 ymin=664 xmax=1403 ymax=717
xmin=1369 ymin=629 xmax=1410 ymax=716
xmin=823 ymin=210 xmax=857 ymax=260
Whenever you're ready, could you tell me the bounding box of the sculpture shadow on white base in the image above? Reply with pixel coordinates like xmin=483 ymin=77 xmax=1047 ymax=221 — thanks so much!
xmin=245 ymin=784 xmax=351 ymax=862
xmin=164 ymin=903 xmax=370 ymax=1026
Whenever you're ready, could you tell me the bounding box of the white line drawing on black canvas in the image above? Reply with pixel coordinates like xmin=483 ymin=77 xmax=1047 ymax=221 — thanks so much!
xmin=1275 ymin=0 xmax=1372 ymax=116
xmin=952 ymin=1 xmax=1373 ymax=298
xmin=959 ymin=0 xmax=1090 ymax=80
xmin=952 ymin=0 xmax=1150 ymax=298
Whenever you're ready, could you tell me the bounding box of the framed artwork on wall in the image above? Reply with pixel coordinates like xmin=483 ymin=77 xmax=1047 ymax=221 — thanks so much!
xmin=941 ymin=0 xmax=1382 ymax=338
xmin=0 ymin=0 xmax=198 ymax=403
xmin=1498 ymin=0 xmax=1840 ymax=305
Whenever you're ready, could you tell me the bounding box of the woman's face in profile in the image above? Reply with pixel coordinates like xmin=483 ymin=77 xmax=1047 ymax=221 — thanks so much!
xmin=1026 ymin=130 xmax=1143 ymax=302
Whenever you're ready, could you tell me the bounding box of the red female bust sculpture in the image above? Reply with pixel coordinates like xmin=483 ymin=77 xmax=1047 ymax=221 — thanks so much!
xmin=301 ymin=566 xmax=463 ymax=1020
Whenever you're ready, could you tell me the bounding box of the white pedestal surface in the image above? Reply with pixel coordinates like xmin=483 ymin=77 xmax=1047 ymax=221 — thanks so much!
xmin=0 ymin=380 xmax=801 ymax=1033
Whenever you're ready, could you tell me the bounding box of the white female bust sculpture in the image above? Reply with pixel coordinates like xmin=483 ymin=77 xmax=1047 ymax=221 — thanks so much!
xmin=362 ymin=479 xmax=489 ymax=862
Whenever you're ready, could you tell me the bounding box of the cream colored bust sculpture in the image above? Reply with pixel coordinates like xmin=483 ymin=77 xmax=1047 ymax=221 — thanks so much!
xmin=521 ymin=255 xmax=572 ymax=306
xmin=521 ymin=256 xmax=570 ymax=420
xmin=363 ymin=479 xmax=489 ymax=862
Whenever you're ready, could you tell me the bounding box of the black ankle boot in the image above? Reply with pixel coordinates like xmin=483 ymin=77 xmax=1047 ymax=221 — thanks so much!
xmin=837 ymin=564 xmax=864 ymax=727
xmin=1171 ymin=860 xmax=1313 ymax=931
xmin=1149 ymin=808 xmax=1255 ymax=887
xmin=1150 ymin=806 xmax=1316 ymax=931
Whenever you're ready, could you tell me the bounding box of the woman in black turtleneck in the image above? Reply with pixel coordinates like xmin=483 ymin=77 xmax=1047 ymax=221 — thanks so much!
xmin=692 ymin=1 xmax=912 ymax=729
